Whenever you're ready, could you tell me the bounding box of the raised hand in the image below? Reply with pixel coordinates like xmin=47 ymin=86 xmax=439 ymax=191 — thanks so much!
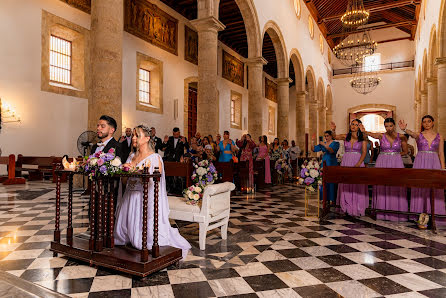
xmin=359 ymin=123 xmax=365 ymax=132
xmin=163 ymin=135 xmax=169 ymax=143
xmin=330 ymin=121 xmax=336 ymax=131
xmin=398 ymin=120 xmax=407 ymax=131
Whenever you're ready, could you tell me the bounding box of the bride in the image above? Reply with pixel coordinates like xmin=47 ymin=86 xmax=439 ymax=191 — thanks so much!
xmin=114 ymin=125 xmax=191 ymax=259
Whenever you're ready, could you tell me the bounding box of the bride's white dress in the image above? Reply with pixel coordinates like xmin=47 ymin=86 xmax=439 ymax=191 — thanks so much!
xmin=114 ymin=152 xmax=191 ymax=259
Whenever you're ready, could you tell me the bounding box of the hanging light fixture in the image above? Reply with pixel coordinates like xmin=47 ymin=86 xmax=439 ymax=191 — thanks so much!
xmin=334 ymin=0 xmax=377 ymax=66
xmin=349 ymin=64 xmax=381 ymax=95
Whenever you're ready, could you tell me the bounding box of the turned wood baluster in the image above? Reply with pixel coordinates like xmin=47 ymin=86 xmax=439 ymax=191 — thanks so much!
xmin=431 ymin=188 xmax=437 ymax=233
xmin=67 ymin=173 xmax=73 ymax=246
xmin=103 ymin=179 xmax=109 ymax=247
xmin=54 ymin=169 xmax=61 ymax=244
xmin=108 ymin=178 xmax=115 ymax=248
xmin=89 ymin=179 xmax=96 ymax=250
xmin=96 ymin=178 xmax=104 ymax=251
xmin=152 ymin=167 xmax=160 ymax=258
xmin=141 ymin=168 xmax=149 ymax=262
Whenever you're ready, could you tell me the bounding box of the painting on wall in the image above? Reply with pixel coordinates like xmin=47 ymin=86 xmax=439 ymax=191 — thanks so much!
xmin=59 ymin=0 xmax=91 ymax=13
xmin=125 ymin=0 xmax=178 ymax=55
xmin=268 ymin=106 xmax=275 ymax=134
xmin=265 ymin=78 xmax=277 ymax=103
xmin=222 ymin=50 xmax=244 ymax=87
xmin=184 ymin=26 xmax=198 ymax=65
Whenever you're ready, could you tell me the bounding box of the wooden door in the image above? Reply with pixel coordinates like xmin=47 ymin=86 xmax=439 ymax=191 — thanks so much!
xmin=187 ymin=87 xmax=197 ymax=140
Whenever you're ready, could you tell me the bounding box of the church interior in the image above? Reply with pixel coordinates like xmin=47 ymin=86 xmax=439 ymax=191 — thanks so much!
xmin=2 ymin=0 xmax=446 ymax=297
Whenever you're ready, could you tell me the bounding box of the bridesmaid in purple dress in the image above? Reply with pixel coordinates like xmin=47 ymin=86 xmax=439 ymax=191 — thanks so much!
xmin=332 ymin=119 xmax=369 ymax=216
xmin=399 ymin=115 xmax=445 ymax=220
xmin=361 ymin=118 xmax=409 ymax=221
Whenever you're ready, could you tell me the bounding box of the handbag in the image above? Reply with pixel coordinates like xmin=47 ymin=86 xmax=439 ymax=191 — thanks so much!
xmin=232 ymin=155 xmax=239 ymax=163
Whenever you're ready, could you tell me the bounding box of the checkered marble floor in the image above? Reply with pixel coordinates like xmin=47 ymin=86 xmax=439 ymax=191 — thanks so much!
xmin=1 ymin=182 xmax=446 ymax=297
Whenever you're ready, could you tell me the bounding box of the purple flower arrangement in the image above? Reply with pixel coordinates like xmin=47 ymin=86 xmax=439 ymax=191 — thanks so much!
xmin=298 ymin=159 xmax=322 ymax=192
xmin=78 ymin=148 xmax=123 ymax=180
xmin=183 ymin=160 xmax=218 ymax=205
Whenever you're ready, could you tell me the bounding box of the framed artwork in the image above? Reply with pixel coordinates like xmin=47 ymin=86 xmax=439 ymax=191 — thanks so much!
xmin=184 ymin=25 xmax=198 ymax=65
xmin=124 ymin=0 xmax=178 ymax=55
xmin=222 ymin=50 xmax=244 ymax=87
xmin=265 ymin=78 xmax=277 ymax=103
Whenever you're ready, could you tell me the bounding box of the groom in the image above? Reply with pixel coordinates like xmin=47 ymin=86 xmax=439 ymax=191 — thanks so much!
xmin=91 ymin=115 xmax=123 ymax=159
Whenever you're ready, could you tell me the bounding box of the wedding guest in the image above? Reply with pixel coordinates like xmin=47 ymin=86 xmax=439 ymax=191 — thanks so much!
xmin=364 ymin=139 xmax=373 ymax=166
xmin=216 ymin=133 xmax=222 ymax=145
xmin=289 ymin=140 xmax=301 ymax=161
xmin=269 ymin=138 xmax=282 ymax=161
xmin=162 ymin=127 xmax=189 ymax=162
xmin=114 ymin=125 xmax=191 ymax=259
xmin=217 ymin=131 xmax=237 ymax=162
xmin=281 ymin=139 xmax=293 ymax=180
xmin=362 ymin=118 xmax=408 ymax=221
xmin=372 ymin=141 xmax=380 ymax=162
xmin=256 ymin=135 xmax=271 ymax=184
xmin=203 ymin=144 xmax=216 ymax=161
xmin=119 ymin=127 xmax=133 ymax=162
xmin=311 ymin=131 xmax=339 ymax=204
xmin=195 ymin=132 xmax=202 ymax=146
xmin=92 ymin=115 xmax=122 ymax=159
xmin=399 ymin=115 xmax=446 ymax=222
xmin=331 ymin=120 xmax=368 ymax=216
xmin=150 ymin=127 xmax=163 ymax=153
xmin=236 ymin=134 xmax=256 ymax=190
xmin=187 ymin=137 xmax=203 ymax=162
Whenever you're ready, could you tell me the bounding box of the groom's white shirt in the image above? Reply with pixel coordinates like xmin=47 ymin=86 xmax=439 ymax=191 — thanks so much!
xmin=95 ymin=136 xmax=113 ymax=153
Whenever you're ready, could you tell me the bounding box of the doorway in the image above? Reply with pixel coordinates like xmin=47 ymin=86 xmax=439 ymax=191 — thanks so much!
xmin=187 ymin=82 xmax=198 ymax=140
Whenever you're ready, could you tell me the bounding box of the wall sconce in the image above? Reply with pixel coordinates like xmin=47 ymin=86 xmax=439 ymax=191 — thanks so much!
xmin=0 ymin=98 xmax=21 ymax=128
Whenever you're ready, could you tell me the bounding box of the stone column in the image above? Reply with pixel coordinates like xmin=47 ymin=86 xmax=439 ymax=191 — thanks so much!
xmin=295 ymin=91 xmax=306 ymax=152
xmin=191 ymin=16 xmax=225 ymax=136
xmin=436 ymin=58 xmax=446 ymax=137
xmin=427 ymin=77 xmax=438 ymax=121
xmin=415 ymin=99 xmax=421 ymax=129
xmin=326 ymin=110 xmax=333 ymax=131
xmin=88 ymin=0 xmax=123 ymax=134
xmin=247 ymin=57 xmax=267 ymax=139
xmin=420 ymin=90 xmax=428 ymax=118
xmin=277 ymin=78 xmax=290 ymax=141
xmin=308 ymin=101 xmax=318 ymax=143
xmin=318 ymin=106 xmax=326 ymax=136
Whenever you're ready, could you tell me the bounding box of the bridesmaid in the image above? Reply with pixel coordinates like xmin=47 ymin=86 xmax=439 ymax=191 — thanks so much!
xmin=361 ymin=118 xmax=408 ymax=221
xmin=331 ymin=119 xmax=369 ymax=216
xmin=399 ymin=115 xmax=445 ymax=221
xmin=256 ymin=135 xmax=272 ymax=184
xmin=311 ymin=131 xmax=340 ymax=204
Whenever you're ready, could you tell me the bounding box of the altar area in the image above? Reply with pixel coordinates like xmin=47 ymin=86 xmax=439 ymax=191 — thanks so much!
xmin=2 ymin=181 xmax=446 ymax=297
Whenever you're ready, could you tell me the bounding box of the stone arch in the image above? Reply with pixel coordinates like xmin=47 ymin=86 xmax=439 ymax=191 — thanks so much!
xmin=184 ymin=76 xmax=199 ymax=138
xmin=262 ymin=20 xmax=288 ymax=78
xmin=305 ymin=65 xmax=316 ymax=100
xmin=326 ymin=85 xmax=333 ymax=131
xmin=289 ymin=48 xmax=305 ymax=92
xmin=422 ymin=49 xmax=428 ymax=91
xmin=305 ymin=66 xmax=317 ymax=150
xmin=438 ymin=0 xmax=446 ymax=57
xmin=428 ymin=25 xmax=438 ymax=78
xmin=233 ymin=0 xmax=262 ymax=58
xmin=317 ymin=78 xmax=326 ymax=136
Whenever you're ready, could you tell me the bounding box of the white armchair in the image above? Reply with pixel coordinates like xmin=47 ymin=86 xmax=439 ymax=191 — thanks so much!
xmin=168 ymin=182 xmax=235 ymax=250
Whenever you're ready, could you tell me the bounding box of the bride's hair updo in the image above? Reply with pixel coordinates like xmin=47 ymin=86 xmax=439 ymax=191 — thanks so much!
xmin=136 ymin=125 xmax=156 ymax=151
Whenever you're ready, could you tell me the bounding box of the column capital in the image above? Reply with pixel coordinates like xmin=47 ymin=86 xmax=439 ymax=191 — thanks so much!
xmin=435 ymin=57 xmax=446 ymax=66
xmin=191 ymin=16 xmax=225 ymax=33
xmin=420 ymin=90 xmax=428 ymax=96
xmin=246 ymin=56 xmax=267 ymax=66
xmin=296 ymin=91 xmax=307 ymax=96
xmin=426 ymin=76 xmax=438 ymax=84
xmin=277 ymin=77 xmax=292 ymax=86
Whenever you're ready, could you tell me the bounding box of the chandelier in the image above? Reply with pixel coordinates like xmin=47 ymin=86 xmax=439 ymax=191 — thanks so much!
xmin=349 ymin=65 xmax=381 ymax=95
xmin=334 ymin=0 xmax=377 ymax=66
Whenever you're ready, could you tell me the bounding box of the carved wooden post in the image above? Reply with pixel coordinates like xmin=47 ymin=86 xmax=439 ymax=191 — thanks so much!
xmin=54 ymin=169 xmax=61 ymax=244
xmin=141 ymin=168 xmax=149 ymax=262
xmin=107 ymin=178 xmax=114 ymax=248
xmin=152 ymin=167 xmax=160 ymax=258
xmin=89 ymin=178 xmax=96 ymax=251
xmin=431 ymin=188 xmax=437 ymax=233
xmin=96 ymin=178 xmax=104 ymax=251
xmin=103 ymin=179 xmax=109 ymax=248
xmin=67 ymin=172 xmax=73 ymax=246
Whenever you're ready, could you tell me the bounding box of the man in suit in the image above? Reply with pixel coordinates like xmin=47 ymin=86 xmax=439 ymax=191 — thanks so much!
xmin=91 ymin=115 xmax=123 ymax=159
xmin=119 ymin=127 xmax=133 ymax=162
xmin=162 ymin=127 xmax=189 ymax=162
xmin=151 ymin=127 xmax=163 ymax=153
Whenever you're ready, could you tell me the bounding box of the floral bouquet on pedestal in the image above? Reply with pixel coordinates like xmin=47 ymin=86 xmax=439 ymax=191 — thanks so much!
xmin=78 ymin=148 xmax=122 ymax=180
xmin=183 ymin=160 xmax=218 ymax=205
xmin=298 ymin=159 xmax=322 ymax=192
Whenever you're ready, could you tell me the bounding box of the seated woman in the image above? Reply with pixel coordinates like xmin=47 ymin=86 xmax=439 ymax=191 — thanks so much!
xmin=114 ymin=125 xmax=191 ymax=259
xmin=311 ymin=131 xmax=339 ymax=204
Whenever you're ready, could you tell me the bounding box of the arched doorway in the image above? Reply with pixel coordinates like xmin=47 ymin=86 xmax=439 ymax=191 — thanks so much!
xmin=184 ymin=77 xmax=198 ymax=140
xmin=305 ymin=66 xmax=316 ymax=155
xmin=317 ymin=78 xmax=325 ymax=137
xmin=289 ymin=49 xmax=306 ymax=151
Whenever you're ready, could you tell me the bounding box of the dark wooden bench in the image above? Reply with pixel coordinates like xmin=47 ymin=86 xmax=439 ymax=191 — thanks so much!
xmin=0 ymin=155 xmax=26 ymax=185
xmin=15 ymin=155 xmax=58 ymax=181
xmin=163 ymin=160 xmax=193 ymax=188
xmin=322 ymin=164 xmax=446 ymax=233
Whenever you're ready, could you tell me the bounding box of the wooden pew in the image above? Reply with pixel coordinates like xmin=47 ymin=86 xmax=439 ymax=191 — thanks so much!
xmin=322 ymin=164 xmax=446 ymax=232
xmin=214 ymin=161 xmax=235 ymax=183
xmin=0 ymin=154 xmax=26 ymax=185
xmin=254 ymin=159 xmax=265 ymax=189
xmin=163 ymin=160 xmax=193 ymax=190
xmin=15 ymin=155 xmax=58 ymax=181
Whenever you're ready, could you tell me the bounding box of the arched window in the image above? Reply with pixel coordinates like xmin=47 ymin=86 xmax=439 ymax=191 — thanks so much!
xmin=360 ymin=114 xmax=385 ymax=144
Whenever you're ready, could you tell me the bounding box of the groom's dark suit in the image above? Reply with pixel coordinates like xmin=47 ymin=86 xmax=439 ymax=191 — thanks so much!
xmin=91 ymin=137 xmax=123 ymax=160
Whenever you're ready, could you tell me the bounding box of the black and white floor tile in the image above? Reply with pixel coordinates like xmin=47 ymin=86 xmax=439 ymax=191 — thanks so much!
xmin=1 ymin=181 xmax=446 ymax=297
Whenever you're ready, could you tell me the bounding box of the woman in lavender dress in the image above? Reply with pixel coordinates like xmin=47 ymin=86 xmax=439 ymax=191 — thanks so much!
xmin=361 ymin=118 xmax=409 ymax=221
xmin=332 ymin=119 xmax=368 ymax=216
xmin=399 ymin=115 xmax=445 ymax=221
xmin=114 ymin=125 xmax=191 ymax=259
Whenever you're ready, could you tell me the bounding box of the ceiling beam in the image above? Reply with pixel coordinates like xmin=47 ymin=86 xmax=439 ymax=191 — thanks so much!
xmin=322 ymin=0 xmax=420 ymax=23
xmin=327 ymin=21 xmax=415 ymax=39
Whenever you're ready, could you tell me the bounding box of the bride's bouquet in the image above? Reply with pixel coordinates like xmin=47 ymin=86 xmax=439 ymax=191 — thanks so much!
xmin=183 ymin=160 xmax=218 ymax=205
xmin=298 ymin=159 xmax=322 ymax=192
xmin=78 ymin=148 xmax=122 ymax=180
